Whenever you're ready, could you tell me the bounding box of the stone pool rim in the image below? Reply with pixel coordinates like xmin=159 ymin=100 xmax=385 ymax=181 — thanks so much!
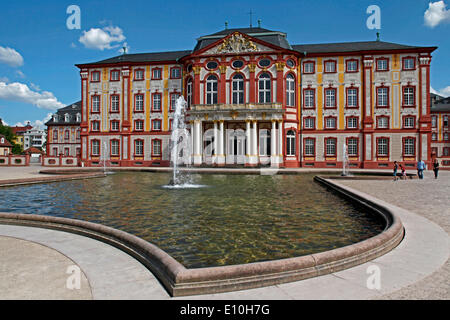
xmin=0 ymin=173 xmax=404 ymax=297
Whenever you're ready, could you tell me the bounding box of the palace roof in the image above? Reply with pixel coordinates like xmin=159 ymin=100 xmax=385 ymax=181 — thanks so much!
xmin=46 ymin=101 xmax=82 ymax=126
xmin=76 ymin=27 xmax=437 ymax=67
xmin=431 ymin=96 xmax=450 ymax=113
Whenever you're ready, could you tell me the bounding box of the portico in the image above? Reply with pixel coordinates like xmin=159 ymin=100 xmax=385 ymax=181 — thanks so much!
xmin=188 ymin=103 xmax=284 ymax=167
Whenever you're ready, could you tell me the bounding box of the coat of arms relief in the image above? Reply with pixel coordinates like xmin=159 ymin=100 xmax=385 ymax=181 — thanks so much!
xmin=213 ymin=33 xmax=260 ymax=54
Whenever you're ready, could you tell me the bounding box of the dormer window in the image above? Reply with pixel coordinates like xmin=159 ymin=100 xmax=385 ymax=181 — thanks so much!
xmin=53 ymin=114 xmax=58 ymax=122
xmin=76 ymin=113 xmax=81 ymax=123
xmin=65 ymin=113 xmax=69 ymax=122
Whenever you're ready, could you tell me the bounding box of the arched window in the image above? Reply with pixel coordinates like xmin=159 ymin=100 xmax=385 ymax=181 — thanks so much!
xmin=286 ymin=130 xmax=296 ymax=156
xmin=186 ymin=78 xmax=193 ymax=108
xmin=206 ymin=75 xmax=218 ymax=105
xmin=232 ymin=74 xmax=244 ymax=104
xmin=286 ymin=74 xmax=295 ymax=107
xmin=258 ymin=73 xmax=271 ymax=103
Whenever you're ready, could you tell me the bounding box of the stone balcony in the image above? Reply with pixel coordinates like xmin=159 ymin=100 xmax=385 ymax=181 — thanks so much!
xmin=188 ymin=103 xmax=284 ymax=121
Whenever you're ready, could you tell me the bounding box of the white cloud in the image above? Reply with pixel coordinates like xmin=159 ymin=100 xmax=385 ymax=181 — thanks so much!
xmin=424 ymin=1 xmax=450 ymax=27
xmin=0 ymin=81 xmax=64 ymax=111
xmin=0 ymin=46 xmax=24 ymax=67
xmin=79 ymin=25 xmax=126 ymax=50
xmin=15 ymin=70 xmax=25 ymax=79
xmin=0 ymin=76 xmax=9 ymax=83
xmin=14 ymin=113 xmax=52 ymax=129
xmin=431 ymin=86 xmax=450 ymax=97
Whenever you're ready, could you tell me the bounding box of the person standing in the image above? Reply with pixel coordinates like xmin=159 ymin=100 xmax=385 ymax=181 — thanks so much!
xmin=417 ymin=159 xmax=426 ymax=179
xmin=400 ymin=164 xmax=406 ymax=180
xmin=393 ymin=161 xmax=399 ymax=181
xmin=433 ymin=159 xmax=440 ymax=179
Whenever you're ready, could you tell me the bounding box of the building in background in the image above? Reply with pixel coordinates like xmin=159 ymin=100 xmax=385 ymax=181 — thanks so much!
xmin=431 ymin=95 xmax=450 ymax=167
xmin=23 ymin=126 xmax=46 ymax=151
xmin=0 ymin=134 xmax=13 ymax=156
xmin=45 ymin=101 xmax=82 ymax=157
xmin=11 ymin=123 xmax=33 ymax=149
xmin=72 ymin=26 xmax=437 ymax=168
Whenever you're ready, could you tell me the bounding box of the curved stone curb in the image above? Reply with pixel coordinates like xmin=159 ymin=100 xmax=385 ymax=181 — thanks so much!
xmin=0 ymin=174 xmax=404 ymax=296
xmin=0 ymin=172 xmax=106 ymax=188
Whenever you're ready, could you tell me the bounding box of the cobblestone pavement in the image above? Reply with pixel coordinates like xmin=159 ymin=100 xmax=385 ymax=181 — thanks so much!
xmin=336 ymin=170 xmax=450 ymax=300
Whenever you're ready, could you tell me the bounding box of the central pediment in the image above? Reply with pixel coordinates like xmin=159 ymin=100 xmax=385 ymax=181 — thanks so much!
xmin=201 ymin=32 xmax=273 ymax=55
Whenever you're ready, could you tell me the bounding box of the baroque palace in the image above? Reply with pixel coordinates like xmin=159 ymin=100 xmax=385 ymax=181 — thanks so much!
xmin=47 ymin=26 xmax=446 ymax=168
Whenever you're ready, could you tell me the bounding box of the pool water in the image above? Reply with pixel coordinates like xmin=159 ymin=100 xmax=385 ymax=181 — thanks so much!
xmin=0 ymin=173 xmax=385 ymax=268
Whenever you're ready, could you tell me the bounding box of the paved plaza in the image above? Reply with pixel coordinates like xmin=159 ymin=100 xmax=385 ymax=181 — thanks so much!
xmin=0 ymin=166 xmax=448 ymax=299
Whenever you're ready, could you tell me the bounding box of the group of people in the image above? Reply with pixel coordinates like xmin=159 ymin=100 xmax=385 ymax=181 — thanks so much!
xmin=393 ymin=159 xmax=440 ymax=181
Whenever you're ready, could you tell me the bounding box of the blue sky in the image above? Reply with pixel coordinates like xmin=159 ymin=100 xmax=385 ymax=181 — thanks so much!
xmin=0 ymin=0 xmax=449 ymax=127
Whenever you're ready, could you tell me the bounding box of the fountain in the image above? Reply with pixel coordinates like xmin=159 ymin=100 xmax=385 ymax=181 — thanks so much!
xmin=342 ymin=144 xmax=350 ymax=176
xmin=102 ymin=141 xmax=114 ymax=175
xmin=165 ymin=96 xmax=202 ymax=188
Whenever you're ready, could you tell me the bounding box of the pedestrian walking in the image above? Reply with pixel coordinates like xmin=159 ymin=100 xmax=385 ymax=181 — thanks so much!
xmin=393 ymin=161 xmax=399 ymax=181
xmin=433 ymin=159 xmax=440 ymax=179
xmin=417 ymin=159 xmax=426 ymax=179
xmin=400 ymin=164 xmax=406 ymax=180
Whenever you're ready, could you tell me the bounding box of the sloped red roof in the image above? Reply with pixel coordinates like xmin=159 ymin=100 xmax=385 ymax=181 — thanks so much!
xmin=24 ymin=147 xmax=44 ymax=154
xmin=11 ymin=125 xmax=32 ymax=135
xmin=0 ymin=135 xmax=13 ymax=147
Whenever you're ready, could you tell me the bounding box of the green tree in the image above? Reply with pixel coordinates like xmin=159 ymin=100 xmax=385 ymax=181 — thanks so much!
xmin=0 ymin=123 xmax=23 ymax=155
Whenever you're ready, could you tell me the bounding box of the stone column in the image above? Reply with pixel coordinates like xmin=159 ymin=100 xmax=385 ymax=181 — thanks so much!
xmin=213 ymin=120 xmax=218 ymax=164
xmin=245 ymin=120 xmax=251 ymax=166
xmin=278 ymin=120 xmax=284 ymax=166
xmin=271 ymin=120 xmax=278 ymax=167
xmin=362 ymin=56 xmax=375 ymax=168
xmin=217 ymin=120 xmax=225 ymax=166
xmin=250 ymin=120 xmax=258 ymax=166
xmin=193 ymin=120 xmax=202 ymax=166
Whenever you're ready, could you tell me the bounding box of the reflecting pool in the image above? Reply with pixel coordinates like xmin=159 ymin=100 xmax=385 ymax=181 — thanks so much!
xmin=0 ymin=173 xmax=385 ymax=268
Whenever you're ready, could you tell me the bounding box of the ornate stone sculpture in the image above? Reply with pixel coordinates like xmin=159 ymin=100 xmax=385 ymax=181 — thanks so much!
xmin=215 ymin=33 xmax=259 ymax=54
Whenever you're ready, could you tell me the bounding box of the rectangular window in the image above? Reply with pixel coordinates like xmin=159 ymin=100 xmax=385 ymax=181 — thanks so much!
xmin=347 ymin=138 xmax=358 ymax=156
xmin=325 ymin=138 xmax=336 ymax=156
xmin=376 ymin=58 xmax=389 ymax=71
xmin=432 ymin=133 xmax=437 ymax=141
xmin=444 ymin=116 xmax=448 ymax=127
xmin=152 ymin=68 xmax=162 ymax=80
xmin=110 ymin=70 xmax=120 ymax=81
xmin=111 ymin=121 xmax=120 ymax=131
xmin=111 ymin=95 xmax=120 ymax=112
xmin=404 ymin=117 xmax=415 ymax=128
xmin=170 ymin=67 xmax=181 ymax=79
xmin=324 ymin=60 xmax=336 ymax=73
xmin=303 ymin=62 xmax=315 ymax=74
xmin=346 ymin=60 xmax=358 ymax=72
xmin=304 ymin=138 xmax=315 ymax=156
xmin=432 ymin=116 xmax=437 ymax=128
xmin=64 ymin=148 xmax=70 ymax=156
xmin=111 ymin=140 xmax=119 ymax=156
xmin=135 ymin=94 xmax=144 ymax=112
xmin=152 ymin=120 xmax=161 ymax=131
xmin=135 ymin=120 xmax=144 ymax=131
xmin=377 ymin=87 xmax=389 ymax=107
xmin=91 ymin=121 xmax=100 ymax=131
xmin=403 ymin=87 xmax=415 ymax=106
xmin=325 ymin=117 xmax=336 ymax=129
xmin=324 ymin=88 xmax=336 ymax=108
xmin=347 ymin=88 xmax=358 ymax=107
xmin=377 ymin=117 xmax=389 ymax=129
xmin=304 ymin=89 xmax=315 ymax=108
xmin=134 ymin=69 xmax=144 ymax=80
xmin=91 ymin=71 xmax=100 ymax=82
xmin=91 ymin=95 xmax=100 ymax=113
xmin=377 ymin=138 xmax=389 ymax=156
xmin=52 ymin=147 xmax=58 ymax=156
xmin=170 ymin=93 xmax=180 ymax=111
xmin=445 ymin=133 xmax=449 ymax=141
xmin=347 ymin=117 xmax=358 ymax=129
xmin=403 ymin=57 xmax=415 ymax=70
xmin=304 ymin=117 xmax=315 ymax=129
xmin=403 ymin=138 xmax=415 ymax=156
xmin=152 ymin=139 xmax=161 ymax=156
xmin=135 ymin=140 xmax=144 ymax=156
xmin=91 ymin=140 xmax=100 ymax=156
xmin=444 ymin=147 xmax=450 ymax=156
xmin=152 ymin=93 xmax=162 ymax=112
